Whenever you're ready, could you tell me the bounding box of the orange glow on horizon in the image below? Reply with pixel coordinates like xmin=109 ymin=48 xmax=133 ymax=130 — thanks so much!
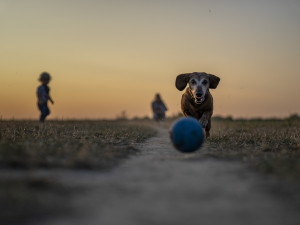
xmin=1 ymin=1 xmax=299 ymax=119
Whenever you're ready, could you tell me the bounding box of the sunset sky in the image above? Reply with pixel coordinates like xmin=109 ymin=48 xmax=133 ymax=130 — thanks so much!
xmin=1 ymin=0 xmax=299 ymax=119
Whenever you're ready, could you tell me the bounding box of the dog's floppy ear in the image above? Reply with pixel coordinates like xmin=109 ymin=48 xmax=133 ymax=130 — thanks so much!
xmin=208 ymin=74 xmax=220 ymax=89
xmin=175 ymin=73 xmax=191 ymax=91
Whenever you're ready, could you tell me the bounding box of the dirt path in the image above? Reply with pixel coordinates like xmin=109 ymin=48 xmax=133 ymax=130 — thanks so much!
xmin=41 ymin=126 xmax=299 ymax=225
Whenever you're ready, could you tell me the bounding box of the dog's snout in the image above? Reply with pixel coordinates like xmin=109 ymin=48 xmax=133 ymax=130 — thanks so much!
xmin=196 ymin=92 xmax=203 ymax=97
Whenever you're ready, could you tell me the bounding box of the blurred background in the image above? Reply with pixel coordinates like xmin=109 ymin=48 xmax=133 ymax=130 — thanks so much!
xmin=0 ymin=0 xmax=299 ymax=119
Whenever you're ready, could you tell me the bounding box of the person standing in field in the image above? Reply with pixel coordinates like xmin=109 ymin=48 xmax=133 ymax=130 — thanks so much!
xmin=37 ymin=72 xmax=54 ymax=122
xmin=152 ymin=93 xmax=168 ymax=121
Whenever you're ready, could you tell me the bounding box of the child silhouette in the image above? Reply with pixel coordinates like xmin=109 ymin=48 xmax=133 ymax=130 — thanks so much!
xmin=37 ymin=72 xmax=54 ymax=122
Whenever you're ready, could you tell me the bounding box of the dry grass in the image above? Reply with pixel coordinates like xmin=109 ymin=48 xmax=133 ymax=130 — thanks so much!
xmin=0 ymin=120 xmax=156 ymax=169
xmin=203 ymin=118 xmax=300 ymax=180
xmin=0 ymin=118 xmax=299 ymax=224
xmin=0 ymin=120 xmax=156 ymax=224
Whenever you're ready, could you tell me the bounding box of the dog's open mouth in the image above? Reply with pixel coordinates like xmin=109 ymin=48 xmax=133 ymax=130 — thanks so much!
xmin=195 ymin=96 xmax=205 ymax=104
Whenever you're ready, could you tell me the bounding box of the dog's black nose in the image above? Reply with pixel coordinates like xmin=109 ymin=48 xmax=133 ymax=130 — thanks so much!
xmin=196 ymin=93 xmax=202 ymax=97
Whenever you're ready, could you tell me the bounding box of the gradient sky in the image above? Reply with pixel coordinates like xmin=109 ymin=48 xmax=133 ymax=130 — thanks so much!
xmin=1 ymin=0 xmax=299 ymax=119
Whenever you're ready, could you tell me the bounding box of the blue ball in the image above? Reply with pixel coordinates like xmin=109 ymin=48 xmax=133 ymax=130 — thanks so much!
xmin=170 ymin=117 xmax=205 ymax=153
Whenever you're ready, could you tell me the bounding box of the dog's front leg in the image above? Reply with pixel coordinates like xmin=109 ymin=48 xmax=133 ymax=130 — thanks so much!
xmin=199 ymin=111 xmax=212 ymax=138
xmin=199 ymin=111 xmax=211 ymax=127
xmin=205 ymin=118 xmax=211 ymax=138
xmin=183 ymin=110 xmax=192 ymax=117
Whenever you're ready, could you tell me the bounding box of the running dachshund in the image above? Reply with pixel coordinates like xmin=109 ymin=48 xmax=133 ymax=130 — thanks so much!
xmin=175 ymin=72 xmax=220 ymax=138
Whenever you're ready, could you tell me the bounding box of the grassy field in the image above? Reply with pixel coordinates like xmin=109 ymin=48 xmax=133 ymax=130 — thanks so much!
xmin=2 ymin=118 xmax=298 ymax=178
xmin=163 ymin=116 xmax=300 ymax=180
xmin=0 ymin=120 xmax=156 ymax=169
xmin=0 ymin=118 xmax=299 ymax=224
xmin=0 ymin=120 xmax=156 ymax=224
xmin=205 ymin=118 xmax=300 ymax=181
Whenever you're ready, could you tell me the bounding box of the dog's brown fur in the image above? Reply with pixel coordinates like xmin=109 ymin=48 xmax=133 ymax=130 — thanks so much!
xmin=175 ymin=72 xmax=220 ymax=138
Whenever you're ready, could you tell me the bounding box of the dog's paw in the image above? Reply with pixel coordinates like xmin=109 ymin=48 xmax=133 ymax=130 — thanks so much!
xmin=199 ymin=118 xmax=208 ymax=128
xmin=205 ymin=131 xmax=210 ymax=138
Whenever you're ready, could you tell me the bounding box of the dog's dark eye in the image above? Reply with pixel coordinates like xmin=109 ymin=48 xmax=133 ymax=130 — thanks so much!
xmin=191 ymin=79 xmax=196 ymax=85
xmin=202 ymin=80 xmax=208 ymax=85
